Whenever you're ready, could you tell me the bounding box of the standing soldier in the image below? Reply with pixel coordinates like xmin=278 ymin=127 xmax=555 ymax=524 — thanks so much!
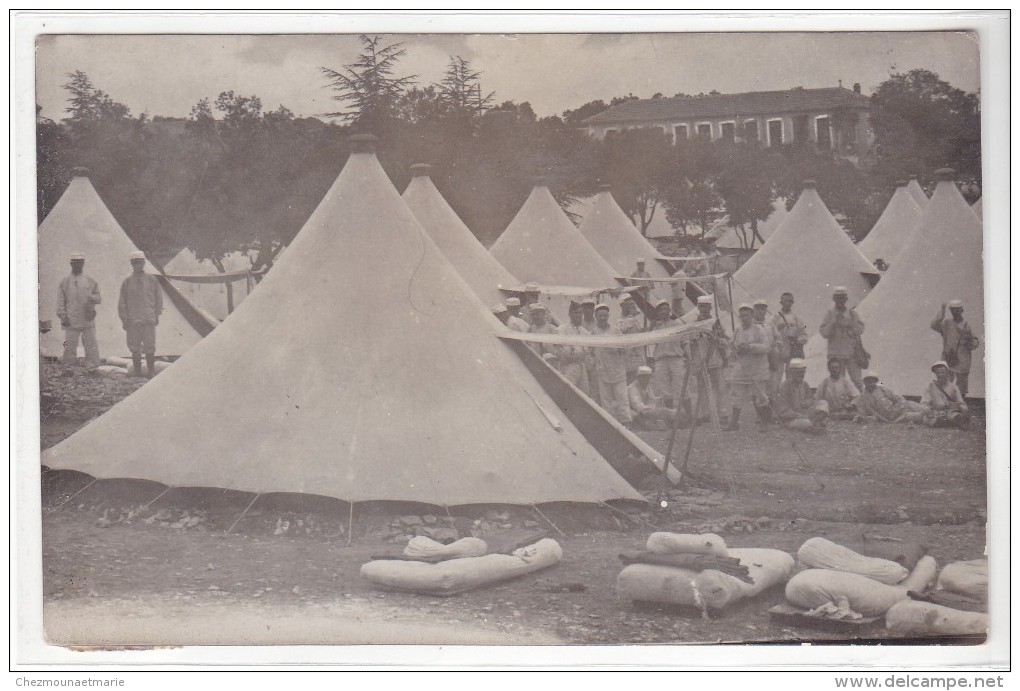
xmin=770 ymin=291 xmax=809 ymax=390
xmin=726 ymin=304 xmax=771 ymax=433
xmin=930 ymin=299 xmax=979 ymax=398
xmin=590 ymin=303 xmax=632 ymax=425
xmin=556 ymin=303 xmax=592 ymax=395
xmin=617 ymin=294 xmax=648 ymax=383
xmin=118 ymin=250 xmax=162 ymax=377
xmin=650 ymin=299 xmax=691 ymax=418
xmin=753 ymin=299 xmax=782 ymax=396
xmin=56 ymin=251 xmax=102 ymax=370
xmin=819 ymin=286 xmax=866 ymax=389
xmin=525 ymin=303 xmax=557 ymax=359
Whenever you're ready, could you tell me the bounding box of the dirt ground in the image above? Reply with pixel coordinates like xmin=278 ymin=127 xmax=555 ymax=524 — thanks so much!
xmin=35 ymin=362 xmax=988 ymax=648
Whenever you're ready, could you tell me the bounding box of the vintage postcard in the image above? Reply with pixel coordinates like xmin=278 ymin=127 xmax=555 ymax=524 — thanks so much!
xmin=13 ymin=11 xmax=1009 ymax=676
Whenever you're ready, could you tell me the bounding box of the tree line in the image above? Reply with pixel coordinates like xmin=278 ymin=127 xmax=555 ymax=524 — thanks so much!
xmin=37 ymin=35 xmax=981 ymax=274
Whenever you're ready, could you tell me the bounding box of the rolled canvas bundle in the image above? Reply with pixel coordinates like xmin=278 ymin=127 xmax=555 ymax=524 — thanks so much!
xmin=616 ymin=548 xmax=795 ymax=609
xmin=361 ymin=538 xmax=563 ymax=596
xmin=885 ymin=600 xmax=988 ymax=637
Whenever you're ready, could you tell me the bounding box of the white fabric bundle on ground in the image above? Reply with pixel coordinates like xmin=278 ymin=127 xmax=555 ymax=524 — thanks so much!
xmin=103 ymin=356 xmax=172 ymax=373
xmin=616 ymin=548 xmax=794 ymax=609
xmin=797 ymin=537 xmax=908 ymax=585
xmin=94 ymin=365 xmax=128 ymax=375
xmin=785 ymin=556 xmax=938 ymax=618
xmin=936 ymin=559 xmax=988 ymax=601
xmin=361 ymin=538 xmax=562 ymax=596
xmin=646 ymin=532 xmax=728 ymax=557
xmin=885 ymin=600 xmax=988 ymax=637
xmin=402 ymin=536 xmax=488 ymax=560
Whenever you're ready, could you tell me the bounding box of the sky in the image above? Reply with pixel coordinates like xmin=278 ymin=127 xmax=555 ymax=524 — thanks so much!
xmin=35 ymin=31 xmax=981 ymax=122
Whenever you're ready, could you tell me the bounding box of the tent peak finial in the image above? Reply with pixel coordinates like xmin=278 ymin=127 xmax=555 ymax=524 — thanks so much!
xmin=70 ymin=166 xmax=90 ymax=179
xmin=935 ymin=167 xmax=956 ymax=181
xmin=801 ymin=179 xmax=817 ymax=189
xmin=409 ymin=163 xmax=432 ymax=177
xmin=597 ymin=183 xmax=612 ymax=192
xmin=894 ymin=179 xmax=907 ymax=187
xmin=349 ymin=133 xmax=378 ymax=153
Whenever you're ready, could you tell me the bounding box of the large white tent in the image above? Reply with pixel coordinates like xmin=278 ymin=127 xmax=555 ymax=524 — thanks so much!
xmin=805 ymin=170 xmax=984 ymax=397
xmin=38 ymin=172 xmax=214 ymax=359
xmin=729 ymin=181 xmax=877 ymax=331
xmin=706 ymin=198 xmax=789 ymax=250
xmin=164 ymin=249 xmax=253 ymax=321
xmin=402 ymin=164 xmax=519 ymax=307
xmin=857 ymin=181 xmax=924 ymax=266
xmin=972 ymin=197 xmax=982 ymax=219
xmin=42 ymin=138 xmax=644 ymax=506
xmin=578 ymin=184 xmax=672 ymax=279
xmin=491 ymin=184 xmax=622 ymax=290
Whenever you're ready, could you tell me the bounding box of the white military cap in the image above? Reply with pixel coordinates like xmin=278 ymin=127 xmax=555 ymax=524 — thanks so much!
xmin=948 ymin=299 xmax=964 ymax=308
xmin=69 ymin=251 xmax=85 ymax=260
xmin=655 ymin=299 xmax=671 ymax=309
xmin=637 ymin=365 xmax=653 ymax=375
xmin=862 ymin=370 xmax=879 ymax=381
xmin=129 ymin=250 xmax=146 ymax=260
xmin=594 ymin=303 xmax=610 ymax=312
xmin=832 ymin=286 xmax=849 ymax=296
xmin=697 ymin=295 xmax=713 ymax=305
xmin=491 ymin=304 xmax=508 ymax=314
xmin=505 ymin=297 xmax=521 ymax=307
xmin=788 ymin=359 xmax=808 ymax=370
xmin=529 ymin=303 xmax=548 ymax=312
xmin=738 ymin=303 xmax=754 ymax=312
xmin=524 ymin=282 xmax=540 ymax=292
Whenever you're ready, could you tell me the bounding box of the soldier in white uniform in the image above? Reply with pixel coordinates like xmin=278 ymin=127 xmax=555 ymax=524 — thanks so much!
xmin=56 ymin=251 xmax=102 ymax=370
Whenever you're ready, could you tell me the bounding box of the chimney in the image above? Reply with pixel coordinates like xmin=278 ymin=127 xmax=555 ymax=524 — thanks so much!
xmin=853 ymin=83 xmax=861 ymax=94
xmin=409 ymin=163 xmax=432 ymax=178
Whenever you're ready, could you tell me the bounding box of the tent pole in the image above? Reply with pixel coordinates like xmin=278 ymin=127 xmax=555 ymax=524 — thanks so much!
xmin=726 ymin=274 xmax=736 ymax=333
xmin=346 ymin=502 xmax=355 ymax=546
xmin=661 ymin=353 xmax=694 ymax=480
xmin=678 ymin=368 xmax=706 ymax=483
xmin=226 ymin=493 xmax=260 ymax=535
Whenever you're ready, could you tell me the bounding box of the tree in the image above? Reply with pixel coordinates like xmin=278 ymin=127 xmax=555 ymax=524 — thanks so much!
xmin=438 ymin=56 xmax=494 ymax=117
xmin=598 ymin=127 xmax=673 ymax=235
xmin=712 ymin=140 xmax=779 ymax=248
xmin=870 ymin=69 xmax=981 ymax=186
xmin=661 ymin=135 xmax=722 ymax=237
xmin=320 ymin=35 xmax=417 ymax=131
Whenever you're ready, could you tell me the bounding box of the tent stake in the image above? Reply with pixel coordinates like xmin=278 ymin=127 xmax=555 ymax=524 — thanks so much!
xmin=601 ymin=501 xmax=657 ymax=529
xmin=225 ymin=494 xmax=260 ymax=535
xmin=531 ymin=504 xmax=565 ymax=537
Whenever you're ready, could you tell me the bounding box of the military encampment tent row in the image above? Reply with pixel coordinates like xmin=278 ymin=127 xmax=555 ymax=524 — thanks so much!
xmin=43 ymin=136 xmax=654 ymax=507
xmin=38 ymin=171 xmax=215 ymax=359
xmin=820 ymin=169 xmax=983 ymax=397
xmin=402 ymin=164 xmax=520 ymax=308
xmin=857 ymin=181 xmax=924 ymax=266
xmin=491 ymin=183 xmax=622 ymax=291
xmin=729 ymin=180 xmax=878 ymax=332
xmin=804 ymin=169 xmax=984 ymax=397
xmin=163 ymin=249 xmax=253 ymax=321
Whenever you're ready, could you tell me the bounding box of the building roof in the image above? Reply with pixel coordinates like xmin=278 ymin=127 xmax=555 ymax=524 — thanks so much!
xmin=582 ymin=87 xmax=871 ymax=126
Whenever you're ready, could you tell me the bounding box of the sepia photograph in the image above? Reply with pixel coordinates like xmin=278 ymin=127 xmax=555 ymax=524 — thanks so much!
xmin=14 ymin=11 xmax=1009 ymax=674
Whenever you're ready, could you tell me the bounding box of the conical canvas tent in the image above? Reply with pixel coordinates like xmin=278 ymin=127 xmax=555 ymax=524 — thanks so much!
xmin=164 ymin=249 xmax=253 ymax=321
xmin=906 ymin=177 xmax=929 ymax=209
xmin=972 ymin=197 xmax=982 ymax=219
xmin=643 ymin=209 xmax=677 ymax=239
xmin=706 ymin=198 xmax=789 ymax=250
xmin=578 ymin=185 xmax=672 ymax=279
xmin=401 ymin=164 xmax=519 ymax=307
xmin=38 ymin=172 xmax=214 ymax=359
xmin=805 ymin=170 xmax=985 ymax=397
xmin=42 ymin=138 xmax=643 ymax=506
xmin=491 ymin=184 xmax=622 ymax=289
xmin=857 ymin=182 xmax=924 ymax=266
xmin=730 ymin=182 xmax=877 ymax=331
